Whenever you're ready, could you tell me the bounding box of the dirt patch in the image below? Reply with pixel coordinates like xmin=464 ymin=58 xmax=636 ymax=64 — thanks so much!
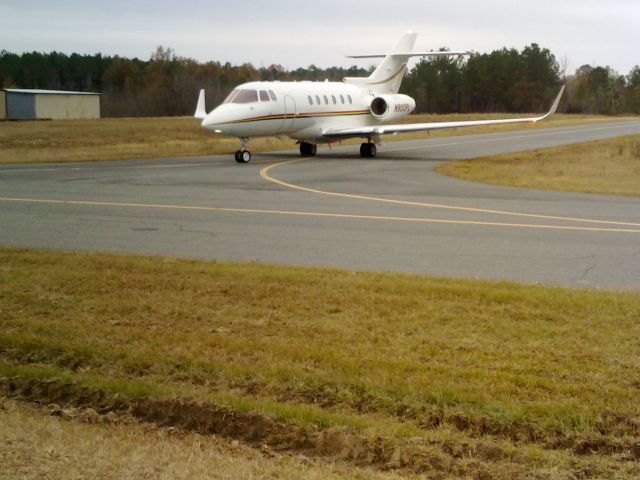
xmin=298 ymin=387 xmax=637 ymax=460
xmin=251 ymin=380 xmax=640 ymax=449
xmin=596 ymin=410 xmax=640 ymax=437
xmin=0 ymin=377 xmax=451 ymax=474
xmin=1 ymin=376 xmax=638 ymax=476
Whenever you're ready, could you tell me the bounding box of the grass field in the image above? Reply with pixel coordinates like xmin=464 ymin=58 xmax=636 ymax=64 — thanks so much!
xmin=438 ymin=134 xmax=640 ymax=197
xmin=1 ymin=247 xmax=639 ymax=478
xmin=0 ymin=398 xmax=409 ymax=480
xmin=0 ymin=114 xmax=632 ymax=164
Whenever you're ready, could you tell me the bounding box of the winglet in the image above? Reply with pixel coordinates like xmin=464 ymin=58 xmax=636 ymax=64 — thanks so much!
xmin=533 ymin=85 xmax=565 ymax=122
xmin=548 ymin=85 xmax=565 ymax=116
xmin=194 ymin=89 xmax=206 ymax=120
xmin=546 ymin=85 xmax=565 ymax=117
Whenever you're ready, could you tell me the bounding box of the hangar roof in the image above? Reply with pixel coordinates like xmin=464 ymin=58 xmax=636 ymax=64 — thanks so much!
xmin=2 ymin=89 xmax=100 ymax=95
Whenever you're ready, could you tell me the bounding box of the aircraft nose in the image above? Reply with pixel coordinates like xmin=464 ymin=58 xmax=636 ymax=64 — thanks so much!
xmin=201 ymin=111 xmax=222 ymax=132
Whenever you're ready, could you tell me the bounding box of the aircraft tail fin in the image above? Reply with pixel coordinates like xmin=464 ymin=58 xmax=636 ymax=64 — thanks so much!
xmin=344 ymin=31 xmax=470 ymax=94
xmin=344 ymin=31 xmax=417 ymax=94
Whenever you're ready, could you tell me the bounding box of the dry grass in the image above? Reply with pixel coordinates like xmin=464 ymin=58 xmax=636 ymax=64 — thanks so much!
xmin=438 ymin=134 xmax=640 ymax=197
xmin=0 ymin=398 xmax=410 ymax=480
xmin=0 ymin=114 xmax=630 ymax=164
xmin=1 ymin=247 xmax=640 ymax=478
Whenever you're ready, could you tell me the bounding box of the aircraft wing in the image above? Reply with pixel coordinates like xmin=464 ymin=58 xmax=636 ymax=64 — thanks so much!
xmin=323 ymin=86 xmax=565 ymax=140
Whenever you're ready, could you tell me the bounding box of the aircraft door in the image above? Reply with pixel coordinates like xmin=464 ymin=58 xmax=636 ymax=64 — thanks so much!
xmin=280 ymin=95 xmax=296 ymax=133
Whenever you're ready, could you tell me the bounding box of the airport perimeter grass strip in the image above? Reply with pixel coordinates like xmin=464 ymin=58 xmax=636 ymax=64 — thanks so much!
xmin=0 ymin=114 xmax=631 ymax=164
xmin=1 ymin=398 xmax=416 ymax=480
xmin=438 ymin=134 xmax=640 ymax=197
xmin=1 ymin=247 xmax=639 ymax=477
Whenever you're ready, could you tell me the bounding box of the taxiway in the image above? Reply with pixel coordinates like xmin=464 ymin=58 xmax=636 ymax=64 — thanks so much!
xmin=1 ymin=120 xmax=640 ymax=289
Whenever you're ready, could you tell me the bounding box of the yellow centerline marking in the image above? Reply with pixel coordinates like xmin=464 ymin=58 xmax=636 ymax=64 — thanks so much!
xmin=0 ymin=159 xmax=275 ymax=174
xmin=260 ymin=159 xmax=640 ymax=228
xmin=1 ymin=196 xmax=640 ymax=234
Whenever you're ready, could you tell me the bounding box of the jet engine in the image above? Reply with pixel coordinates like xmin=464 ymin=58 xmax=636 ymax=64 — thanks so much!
xmin=369 ymin=94 xmax=416 ymax=121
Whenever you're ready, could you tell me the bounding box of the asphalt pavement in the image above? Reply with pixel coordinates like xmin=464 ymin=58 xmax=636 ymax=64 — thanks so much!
xmin=1 ymin=120 xmax=640 ymax=289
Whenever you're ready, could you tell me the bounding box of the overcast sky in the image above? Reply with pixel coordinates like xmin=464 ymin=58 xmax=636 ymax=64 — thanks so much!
xmin=1 ymin=0 xmax=638 ymax=74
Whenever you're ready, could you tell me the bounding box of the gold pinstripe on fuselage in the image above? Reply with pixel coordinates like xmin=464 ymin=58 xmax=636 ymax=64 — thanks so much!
xmin=223 ymin=109 xmax=370 ymax=125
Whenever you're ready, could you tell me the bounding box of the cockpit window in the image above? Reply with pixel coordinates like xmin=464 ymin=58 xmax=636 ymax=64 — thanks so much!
xmin=223 ymin=89 xmax=239 ymax=104
xmin=232 ymin=89 xmax=259 ymax=104
xmin=268 ymin=90 xmax=277 ymax=101
xmin=259 ymin=90 xmax=270 ymax=102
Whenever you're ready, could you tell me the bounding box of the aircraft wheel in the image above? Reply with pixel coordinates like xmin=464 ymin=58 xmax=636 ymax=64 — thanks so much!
xmin=368 ymin=143 xmax=377 ymax=158
xmin=236 ymin=150 xmax=251 ymax=163
xmin=360 ymin=143 xmax=368 ymax=157
xmin=359 ymin=143 xmax=377 ymax=158
xmin=360 ymin=143 xmax=376 ymax=158
xmin=300 ymin=142 xmax=317 ymax=157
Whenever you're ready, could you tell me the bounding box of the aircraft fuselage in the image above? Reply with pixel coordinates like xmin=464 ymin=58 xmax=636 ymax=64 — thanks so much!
xmin=201 ymin=81 xmax=399 ymax=143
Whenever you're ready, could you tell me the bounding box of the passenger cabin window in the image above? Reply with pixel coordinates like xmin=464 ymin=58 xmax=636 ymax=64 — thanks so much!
xmin=315 ymin=95 xmax=321 ymax=105
xmin=268 ymin=90 xmax=277 ymax=101
xmin=347 ymin=94 xmax=352 ymax=104
xmin=259 ymin=90 xmax=270 ymax=102
xmin=308 ymin=95 xmax=313 ymax=105
xmin=331 ymin=95 xmax=337 ymax=104
xmin=232 ymin=90 xmax=259 ymax=103
xmin=340 ymin=95 xmax=345 ymax=104
xmin=323 ymin=95 xmax=329 ymax=104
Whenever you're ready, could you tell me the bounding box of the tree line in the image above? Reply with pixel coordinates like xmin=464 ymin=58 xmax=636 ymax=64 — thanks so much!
xmin=401 ymin=44 xmax=640 ymax=115
xmin=1 ymin=45 xmax=639 ymax=117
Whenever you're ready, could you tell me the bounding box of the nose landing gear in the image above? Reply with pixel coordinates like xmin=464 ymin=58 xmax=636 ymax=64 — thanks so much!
xmin=235 ymin=137 xmax=251 ymax=163
xmin=234 ymin=150 xmax=251 ymax=163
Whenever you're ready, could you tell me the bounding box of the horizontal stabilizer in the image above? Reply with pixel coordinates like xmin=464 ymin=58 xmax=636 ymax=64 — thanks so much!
xmin=346 ymin=51 xmax=470 ymax=59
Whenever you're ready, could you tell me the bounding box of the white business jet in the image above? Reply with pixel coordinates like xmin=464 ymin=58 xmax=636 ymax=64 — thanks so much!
xmin=195 ymin=31 xmax=564 ymax=163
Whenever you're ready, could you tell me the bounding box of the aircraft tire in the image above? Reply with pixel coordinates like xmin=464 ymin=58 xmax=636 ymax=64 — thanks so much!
xmin=360 ymin=143 xmax=368 ymax=157
xmin=360 ymin=143 xmax=377 ymax=158
xmin=235 ymin=150 xmax=251 ymax=163
xmin=369 ymin=143 xmax=376 ymax=158
xmin=239 ymin=150 xmax=251 ymax=163
xmin=359 ymin=143 xmax=377 ymax=158
xmin=300 ymin=142 xmax=317 ymax=157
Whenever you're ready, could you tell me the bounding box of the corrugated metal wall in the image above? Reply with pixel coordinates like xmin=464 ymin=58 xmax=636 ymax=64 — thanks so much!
xmin=6 ymin=92 xmax=36 ymax=120
xmin=36 ymin=94 xmax=100 ymax=120
xmin=0 ymin=91 xmax=5 ymax=120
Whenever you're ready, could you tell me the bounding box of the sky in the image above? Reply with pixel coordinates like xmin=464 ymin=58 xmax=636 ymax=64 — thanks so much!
xmin=1 ymin=0 xmax=639 ymax=75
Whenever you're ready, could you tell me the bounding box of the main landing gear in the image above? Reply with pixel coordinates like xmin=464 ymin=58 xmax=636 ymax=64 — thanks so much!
xmin=360 ymin=142 xmax=377 ymax=158
xmin=299 ymin=141 xmax=317 ymax=157
xmin=235 ymin=137 xmax=251 ymax=163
